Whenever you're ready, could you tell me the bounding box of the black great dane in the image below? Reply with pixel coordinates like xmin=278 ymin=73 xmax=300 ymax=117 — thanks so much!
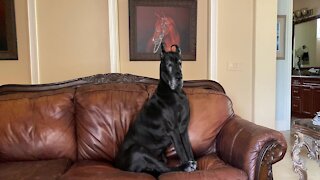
xmin=115 ymin=44 xmax=197 ymax=176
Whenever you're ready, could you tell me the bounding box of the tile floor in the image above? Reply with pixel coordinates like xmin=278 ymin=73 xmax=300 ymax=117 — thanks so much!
xmin=273 ymin=131 xmax=320 ymax=180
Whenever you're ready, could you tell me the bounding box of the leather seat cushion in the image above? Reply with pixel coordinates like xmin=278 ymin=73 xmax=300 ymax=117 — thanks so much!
xmin=159 ymin=154 xmax=248 ymax=180
xmin=0 ymin=159 xmax=72 ymax=180
xmin=60 ymin=160 xmax=155 ymax=180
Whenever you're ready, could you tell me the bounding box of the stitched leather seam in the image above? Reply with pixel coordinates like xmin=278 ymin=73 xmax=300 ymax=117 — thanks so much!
xmin=229 ymin=127 xmax=244 ymax=162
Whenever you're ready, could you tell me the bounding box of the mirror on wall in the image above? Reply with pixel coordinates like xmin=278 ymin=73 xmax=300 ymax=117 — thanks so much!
xmin=293 ymin=16 xmax=320 ymax=68
xmin=293 ymin=17 xmax=320 ymax=68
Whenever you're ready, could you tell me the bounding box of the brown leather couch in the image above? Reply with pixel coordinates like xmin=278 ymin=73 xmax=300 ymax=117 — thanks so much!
xmin=0 ymin=74 xmax=287 ymax=180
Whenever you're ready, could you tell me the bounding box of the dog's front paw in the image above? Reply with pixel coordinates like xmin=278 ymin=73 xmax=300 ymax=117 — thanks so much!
xmin=183 ymin=160 xmax=197 ymax=172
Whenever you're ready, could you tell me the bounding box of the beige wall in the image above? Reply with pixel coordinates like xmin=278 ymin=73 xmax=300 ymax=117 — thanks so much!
xmin=0 ymin=0 xmax=30 ymax=85
xmin=118 ymin=0 xmax=208 ymax=80
xmin=36 ymin=0 xmax=111 ymax=83
xmin=217 ymin=0 xmax=277 ymax=128
xmin=217 ymin=0 xmax=254 ymax=122
xmin=253 ymin=0 xmax=277 ymax=128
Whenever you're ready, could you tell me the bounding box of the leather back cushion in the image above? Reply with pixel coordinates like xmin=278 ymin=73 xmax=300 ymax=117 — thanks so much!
xmin=185 ymin=88 xmax=234 ymax=157
xmin=0 ymin=89 xmax=76 ymax=161
xmin=147 ymin=85 xmax=234 ymax=158
xmin=75 ymin=84 xmax=148 ymax=161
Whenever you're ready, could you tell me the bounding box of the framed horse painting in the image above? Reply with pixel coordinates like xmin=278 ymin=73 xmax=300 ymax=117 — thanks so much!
xmin=129 ymin=0 xmax=197 ymax=61
xmin=0 ymin=0 xmax=18 ymax=60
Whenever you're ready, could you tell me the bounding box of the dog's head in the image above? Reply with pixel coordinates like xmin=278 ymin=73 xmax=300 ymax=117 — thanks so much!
xmin=159 ymin=43 xmax=183 ymax=91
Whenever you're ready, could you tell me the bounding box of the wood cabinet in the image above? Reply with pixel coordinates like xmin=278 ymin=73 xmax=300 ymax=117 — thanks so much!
xmin=291 ymin=88 xmax=301 ymax=114
xmin=292 ymin=76 xmax=320 ymax=118
xmin=301 ymin=86 xmax=313 ymax=116
xmin=314 ymin=87 xmax=320 ymax=113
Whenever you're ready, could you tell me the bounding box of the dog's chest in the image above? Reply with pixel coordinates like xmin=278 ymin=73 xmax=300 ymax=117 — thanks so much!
xmin=161 ymin=95 xmax=189 ymax=129
xmin=139 ymin=91 xmax=189 ymax=134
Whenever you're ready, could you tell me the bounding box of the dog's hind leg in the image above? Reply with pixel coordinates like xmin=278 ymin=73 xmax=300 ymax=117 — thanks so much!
xmin=127 ymin=147 xmax=181 ymax=176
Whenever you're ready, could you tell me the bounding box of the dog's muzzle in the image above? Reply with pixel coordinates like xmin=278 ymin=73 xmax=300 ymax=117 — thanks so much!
xmin=169 ymin=75 xmax=183 ymax=90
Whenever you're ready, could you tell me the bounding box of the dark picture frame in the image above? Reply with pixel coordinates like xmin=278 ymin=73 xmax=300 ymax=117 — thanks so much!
xmin=129 ymin=0 xmax=197 ymax=61
xmin=0 ymin=0 xmax=18 ymax=60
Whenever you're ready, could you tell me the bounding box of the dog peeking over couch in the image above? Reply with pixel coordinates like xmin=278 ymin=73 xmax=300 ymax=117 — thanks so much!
xmin=115 ymin=43 xmax=197 ymax=177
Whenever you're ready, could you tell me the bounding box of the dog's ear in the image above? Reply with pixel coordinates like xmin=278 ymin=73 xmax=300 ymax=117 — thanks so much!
xmin=160 ymin=42 xmax=166 ymax=59
xmin=171 ymin=45 xmax=181 ymax=56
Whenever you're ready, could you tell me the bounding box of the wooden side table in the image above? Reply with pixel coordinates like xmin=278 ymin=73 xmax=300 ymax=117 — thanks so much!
xmin=291 ymin=119 xmax=320 ymax=180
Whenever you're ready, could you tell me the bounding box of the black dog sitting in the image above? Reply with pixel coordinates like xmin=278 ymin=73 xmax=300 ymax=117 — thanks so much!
xmin=115 ymin=44 xmax=196 ymax=176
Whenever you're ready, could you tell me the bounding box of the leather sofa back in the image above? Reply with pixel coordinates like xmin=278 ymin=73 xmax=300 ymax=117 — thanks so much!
xmin=0 ymin=82 xmax=234 ymax=163
xmin=75 ymin=84 xmax=234 ymax=162
xmin=0 ymin=89 xmax=77 ymax=161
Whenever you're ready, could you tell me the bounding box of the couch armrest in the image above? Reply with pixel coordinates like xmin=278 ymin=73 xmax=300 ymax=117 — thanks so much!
xmin=216 ymin=115 xmax=287 ymax=180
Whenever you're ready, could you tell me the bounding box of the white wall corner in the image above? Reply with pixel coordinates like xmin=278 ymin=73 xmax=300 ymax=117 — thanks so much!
xmin=27 ymin=0 xmax=40 ymax=84
xmin=209 ymin=0 xmax=218 ymax=80
xmin=108 ymin=0 xmax=120 ymax=73
xmin=276 ymin=120 xmax=291 ymax=131
xmin=275 ymin=0 xmax=293 ymax=131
